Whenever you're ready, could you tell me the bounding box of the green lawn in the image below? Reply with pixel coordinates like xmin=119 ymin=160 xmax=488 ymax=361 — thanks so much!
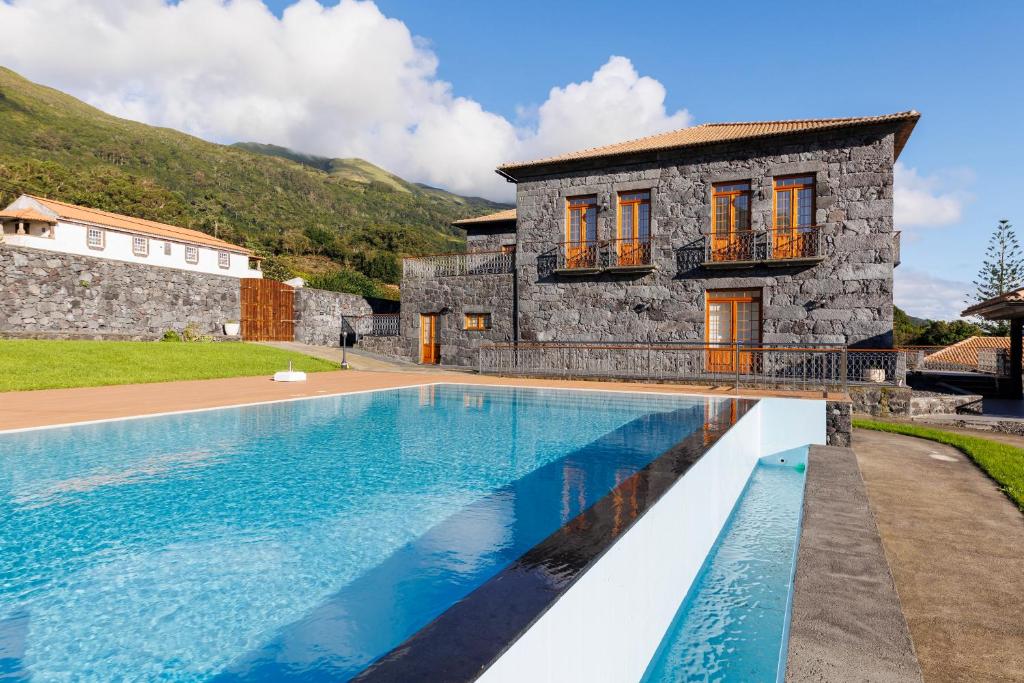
xmin=854 ymin=418 xmax=1024 ymax=510
xmin=0 ymin=339 xmax=339 ymax=392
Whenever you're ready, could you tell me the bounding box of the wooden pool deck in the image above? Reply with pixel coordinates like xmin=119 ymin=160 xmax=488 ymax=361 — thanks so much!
xmin=0 ymin=370 xmax=842 ymax=431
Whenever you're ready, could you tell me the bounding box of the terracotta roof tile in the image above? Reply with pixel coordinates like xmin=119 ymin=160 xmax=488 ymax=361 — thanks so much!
xmin=0 ymin=207 xmax=57 ymax=224
xmin=498 ymin=111 xmax=920 ymax=174
xmin=25 ymin=195 xmax=252 ymax=255
xmin=961 ymin=287 xmax=1024 ymax=317
xmin=451 ymin=208 xmax=517 ymax=226
xmin=924 ymin=336 xmax=1009 ymax=370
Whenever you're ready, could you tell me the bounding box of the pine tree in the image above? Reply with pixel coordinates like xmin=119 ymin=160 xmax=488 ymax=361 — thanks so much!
xmin=971 ymin=219 xmax=1023 ymax=335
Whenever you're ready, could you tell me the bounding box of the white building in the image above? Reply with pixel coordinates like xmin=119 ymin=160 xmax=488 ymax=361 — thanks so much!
xmin=0 ymin=194 xmax=262 ymax=278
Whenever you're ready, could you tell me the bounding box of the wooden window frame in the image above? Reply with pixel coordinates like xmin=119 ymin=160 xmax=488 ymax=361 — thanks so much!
xmin=565 ymin=195 xmax=598 ymax=246
xmin=772 ymin=175 xmax=816 ymax=229
xmin=616 ymin=190 xmax=651 ymax=242
xmin=711 ymin=181 xmax=752 ymax=237
xmin=132 ymin=235 xmax=149 ymax=257
xmin=704 ymin=288 xmax=763 ymax=344
xmin=185 ymin=245 xmax=199 ymax=264
xmin=86 ymin=227 xmax=105 ymax=250
xmin=464 ymin=312 xmax=491 ymax=331
xmin=218 ymin=251 xmax=231 ymax=269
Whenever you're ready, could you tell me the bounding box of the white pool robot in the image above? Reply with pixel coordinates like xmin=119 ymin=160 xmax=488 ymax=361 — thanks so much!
xmin=273 ymin=361 xmax=307 ymax=383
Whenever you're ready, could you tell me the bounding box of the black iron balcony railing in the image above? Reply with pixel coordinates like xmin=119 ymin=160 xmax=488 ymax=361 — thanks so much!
xmin=703 ymin=226 xmax=823 ymax=265
xmin=605 ymin=238 xmax=654 ymax=269
xmin=551 ymin=239 xmax=655 ymax=272
xmin=555 ymin=240 xmax=602 ymax=271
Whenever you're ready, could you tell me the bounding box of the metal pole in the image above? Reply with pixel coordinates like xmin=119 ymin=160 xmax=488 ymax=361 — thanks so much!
xmin=341 ymin=331 xmax=350 ymax=369
xmin=840 ymin=347 xmax=848 ymax=393
xmin=734 ymin=343 xmax=740 ymax=391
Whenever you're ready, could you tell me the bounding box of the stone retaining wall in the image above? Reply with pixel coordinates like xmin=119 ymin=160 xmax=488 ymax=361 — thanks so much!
xmin=357 ymin=335 xmax=409 ymax=360
xmin=0 ymin=243 xmax=239 ymax=338
xmin=826 ymin=400 xmax=853 ymax=447
xmin=293 ymin=287 xmax=372 ymax=347
xmin=850 ymin=385 xmax=983 ymax=417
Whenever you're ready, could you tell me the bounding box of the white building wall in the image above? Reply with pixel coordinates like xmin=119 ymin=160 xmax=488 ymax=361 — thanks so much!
xmin=1 ymin=200 xmax=260 ymax=278
xmin=2 ymin=222 xmax=261 ymax=278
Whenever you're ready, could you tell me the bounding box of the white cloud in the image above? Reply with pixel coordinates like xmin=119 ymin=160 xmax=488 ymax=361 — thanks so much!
xmin=0 ymin=0 xmax=691 ymax=201
xmin=894 ymin=162 xmax=972 ymax=230
xmin=895 ymin=268 xmax=973 ymax=321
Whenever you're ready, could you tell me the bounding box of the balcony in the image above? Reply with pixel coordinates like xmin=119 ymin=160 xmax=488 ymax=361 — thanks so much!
xmin=550 ymin=239 xmax=655 ymax=275
xmin=403 ymin=250 xmax=514 ymax=279
xmin=702 ymin=226 xmax=824 ymax=268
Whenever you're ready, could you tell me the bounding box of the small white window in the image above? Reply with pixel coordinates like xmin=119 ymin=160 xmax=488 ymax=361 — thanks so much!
xmin=164 ymin=242 xmax=172 ymax=256
xmin=132 ymin=235 xmax=149 ymax=256
xmin=87 ymin=227 xmax=105 ymax=249
xmin=185 ymin=245 xmax=199 ymax=264
xmin=218 ymin=251 xmax=230 ymax=269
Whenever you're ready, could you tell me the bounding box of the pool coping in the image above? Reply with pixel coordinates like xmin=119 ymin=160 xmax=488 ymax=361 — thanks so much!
xmin=785 ymin=445 xmax=923 ymax=682
xmin=351 ymin=397 xmax=759 ymax=681
xmin=0 ymin=380 xmax=745 ymax=435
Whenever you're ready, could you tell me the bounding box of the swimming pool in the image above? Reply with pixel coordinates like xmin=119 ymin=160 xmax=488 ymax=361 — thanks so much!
xmin=642 ymin=449 xmax=807 ymax=682
xmin=0 ymin=384 xmax=754 ymax=681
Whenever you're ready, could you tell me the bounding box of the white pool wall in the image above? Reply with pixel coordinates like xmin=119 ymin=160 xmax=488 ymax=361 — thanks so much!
xmin=478 ymin=397 xmax=825 ymax=683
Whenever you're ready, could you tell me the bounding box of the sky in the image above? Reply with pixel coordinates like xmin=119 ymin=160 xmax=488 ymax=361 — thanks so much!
xmin=0 ymin=0 xmax=1021 ymax=320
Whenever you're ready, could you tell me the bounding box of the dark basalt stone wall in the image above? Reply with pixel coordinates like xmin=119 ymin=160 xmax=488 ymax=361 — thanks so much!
xmin=0 ymin=243 xmax=240 ymax=338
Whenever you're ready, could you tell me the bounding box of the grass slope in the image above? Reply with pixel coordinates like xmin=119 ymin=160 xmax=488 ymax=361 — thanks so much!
xmin=0 ymin=339 xmax=338 ymax=392
xmin=0 ymin=67 xmax=509 ymax=294
xmin=854 ymin=418 xmax=1024 ymax=510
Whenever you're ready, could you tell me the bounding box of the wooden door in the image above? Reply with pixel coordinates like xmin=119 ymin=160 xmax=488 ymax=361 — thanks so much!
xmin=240 ymin=279 xmax=294 ymax=341
xmin=566 ymin=196 xmax=598 ymax=269
xmin=773 ymin=175 xmax=815 ymax=259
xmin=706 ymin=289 xmax=761 ymax=374
xmin=617 ymin=191 xmax=651 ymax=266
xmin=420 ymin=314 xmax=439 ymax=364
xmin=711 ymin=182 xmax=751 ymax=261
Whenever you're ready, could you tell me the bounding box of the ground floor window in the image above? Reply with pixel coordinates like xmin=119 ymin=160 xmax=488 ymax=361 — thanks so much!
xmin=218 ymin=251 xmax=231 ymax=269
xmin=132 ymin=235 xmax=149 ymax=257
xmin=464 ymin=313 xmax=492 ymax=331
xmin=185 ymin=245 xmax=199 ymax=264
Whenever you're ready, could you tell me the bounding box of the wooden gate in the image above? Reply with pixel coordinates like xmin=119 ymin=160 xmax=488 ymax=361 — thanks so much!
xmin=241 ymin=279 xmax=294 ymax=341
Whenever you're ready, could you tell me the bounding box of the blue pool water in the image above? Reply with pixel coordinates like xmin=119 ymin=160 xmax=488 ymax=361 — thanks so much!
xmin=642 ymin=452 xmax=807 ymax=682
xmin=0 ymin=384 xmax=724 ymax=681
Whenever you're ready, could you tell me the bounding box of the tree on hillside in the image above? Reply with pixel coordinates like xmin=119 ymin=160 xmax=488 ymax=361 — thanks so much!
xmin=914 ymin=319 xmax=984 ymax=346
xmin=971 ymin=219 xmax=1023 ymax=335
xmin=894 ymin=306 xmax=926 ymax=346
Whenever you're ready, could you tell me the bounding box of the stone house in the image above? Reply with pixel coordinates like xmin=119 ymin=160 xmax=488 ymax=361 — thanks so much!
xmin=398 ymin=112 xmax=918 ymax=366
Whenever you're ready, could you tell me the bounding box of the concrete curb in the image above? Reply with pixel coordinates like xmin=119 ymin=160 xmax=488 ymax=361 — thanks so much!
xmin=785 ymin=445 xmax=922 ymax=682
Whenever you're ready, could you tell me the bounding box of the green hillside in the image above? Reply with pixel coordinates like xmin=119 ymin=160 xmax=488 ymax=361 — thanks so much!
xmin=0 ymin=67 xmax=509 ymax=297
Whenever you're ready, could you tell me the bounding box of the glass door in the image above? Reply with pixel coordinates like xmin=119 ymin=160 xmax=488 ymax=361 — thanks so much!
xmin=705 ymin=289 xmax=762 ymax=374
xmin=419 ymin=314 xmax=439 ymax=364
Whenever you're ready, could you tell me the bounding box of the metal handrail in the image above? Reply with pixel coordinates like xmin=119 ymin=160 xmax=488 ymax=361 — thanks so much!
xmin=478 ymin=341 xmax=907 ymax=392
xmin=403 ymin=250 xmax=514 ymax=278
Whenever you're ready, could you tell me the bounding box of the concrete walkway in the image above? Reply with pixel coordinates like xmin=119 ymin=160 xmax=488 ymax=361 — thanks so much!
xmin=786 ymin=445 xmax=922 ymax=682
xmin=256 ymin=341 xmax=447 ymax=373
xmin=853 ymin=429 xmax=1024 ymax=682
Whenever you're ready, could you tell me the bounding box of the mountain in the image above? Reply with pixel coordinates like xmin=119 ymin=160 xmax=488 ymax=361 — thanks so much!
xmin=0 ymin=67 xmax=510 ymax=297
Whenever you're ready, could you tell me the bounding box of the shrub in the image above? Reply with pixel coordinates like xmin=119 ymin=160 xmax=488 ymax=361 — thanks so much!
xmin=182 ymin=322 xmax=213 ymax=343
xmin=161 ymin=329 xmax=182 ymax=342
xmin=305 ymin=268 xmax=383 ymax=298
